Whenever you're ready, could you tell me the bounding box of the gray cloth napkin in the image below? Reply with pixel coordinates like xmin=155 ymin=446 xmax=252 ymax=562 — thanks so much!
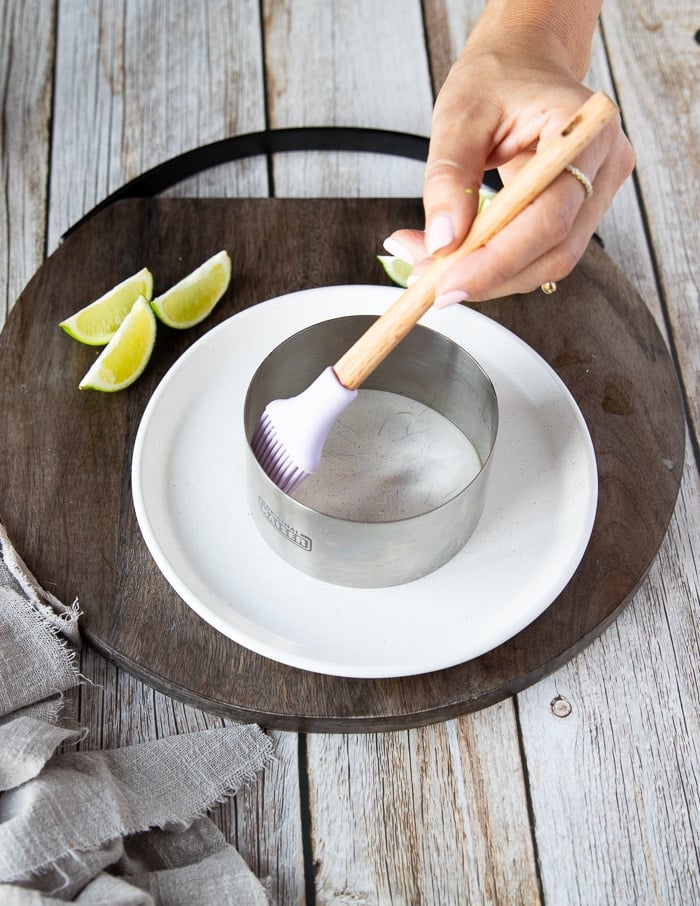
xmin=0 ymin=521 xmax=273 ymax=904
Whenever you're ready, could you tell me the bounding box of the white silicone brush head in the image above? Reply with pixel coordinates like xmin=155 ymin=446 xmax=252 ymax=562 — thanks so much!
xmin=252 ymin=366 xmax=358 ymax=493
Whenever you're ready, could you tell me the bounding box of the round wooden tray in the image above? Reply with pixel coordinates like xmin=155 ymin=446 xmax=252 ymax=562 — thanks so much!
xmin=0 ymin=197 xmax=684 ymax=731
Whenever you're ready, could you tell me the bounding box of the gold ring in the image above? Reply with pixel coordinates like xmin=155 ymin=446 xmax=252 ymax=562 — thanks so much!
xmin=565 ymin=164 xmax=594 ymax=199
xmin=541 ymin=281 xmax=557 ymax=294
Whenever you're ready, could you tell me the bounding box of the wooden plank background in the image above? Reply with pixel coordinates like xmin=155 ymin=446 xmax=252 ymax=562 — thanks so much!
xmin=1 ymin=1 xmax=697 ymax=902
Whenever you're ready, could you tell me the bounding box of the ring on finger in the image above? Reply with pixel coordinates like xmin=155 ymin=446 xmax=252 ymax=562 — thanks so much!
xmin=565 ymin=164 xmax=594 ymax=200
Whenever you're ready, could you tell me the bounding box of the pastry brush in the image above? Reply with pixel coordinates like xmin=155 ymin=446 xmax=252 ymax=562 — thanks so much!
xmin=252 ymin=91 xmax=618 ymax=494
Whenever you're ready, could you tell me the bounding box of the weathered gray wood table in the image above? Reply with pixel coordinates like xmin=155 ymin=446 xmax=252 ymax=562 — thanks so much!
xmin=1 ymin=2 xmax=698 ymax=902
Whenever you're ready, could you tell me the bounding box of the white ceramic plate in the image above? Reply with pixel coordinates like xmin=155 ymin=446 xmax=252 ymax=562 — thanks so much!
xmin=132 ymin=286 xmax=597 ymax=678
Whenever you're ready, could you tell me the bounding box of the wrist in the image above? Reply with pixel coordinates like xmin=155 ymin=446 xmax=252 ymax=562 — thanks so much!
xmin=467 ymin=0 xmax=601 ymax=80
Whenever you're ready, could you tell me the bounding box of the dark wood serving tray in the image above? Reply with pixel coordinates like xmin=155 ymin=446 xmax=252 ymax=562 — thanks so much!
xmin=0 ymin=198 xmax=685 ymax=731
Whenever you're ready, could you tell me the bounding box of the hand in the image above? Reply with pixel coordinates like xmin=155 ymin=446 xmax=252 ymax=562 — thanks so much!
xmin=384 ymin=15 xmax=635 ymax=306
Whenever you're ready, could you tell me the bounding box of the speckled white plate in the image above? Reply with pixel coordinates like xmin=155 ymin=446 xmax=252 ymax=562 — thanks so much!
xmin=132 ymin=285 xmax=597 ymax=678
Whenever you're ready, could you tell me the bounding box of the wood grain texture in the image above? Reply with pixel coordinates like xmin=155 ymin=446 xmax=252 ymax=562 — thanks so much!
xmin=47 ymin=0 xmax=268 ymax=251
xmin=262 ymin=0 xmax=431 ymax=198
xmin=519 ymin=533 xmax=700 ymax=905
xmin=221 ymin=730 xmax=306 ymax=905
xmin=0 ymin=196 xmax=685 ymax=732
xmin=599 ymin=0 xmax=700 ymax=440
xmin=308 ymin=702 xmax=541 ymax=904
xmin=0 ymin=0 xmax=54 ymax=323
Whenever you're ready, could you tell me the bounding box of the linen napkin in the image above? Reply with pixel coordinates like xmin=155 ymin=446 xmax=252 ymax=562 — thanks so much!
xmin=0 ymin=520 xmax=274 ymax=904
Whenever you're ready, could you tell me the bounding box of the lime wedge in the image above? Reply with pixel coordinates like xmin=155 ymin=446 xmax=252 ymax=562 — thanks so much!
xmin=378 ymin=255 xmax=413 ymax=288
xmin=150 ymin=250 xmax=231 ymax=329
xmin=79 ymin=296 xmax=157 ymax=391
xmin=59 ymin=267 xmax=153 ymax=345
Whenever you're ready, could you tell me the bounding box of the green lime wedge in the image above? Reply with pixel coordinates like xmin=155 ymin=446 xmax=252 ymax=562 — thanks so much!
xmin=79 ymin=296 xmax=157 ymax=392
xmin=150 ymin=250 xmax=231 ymax=329
xmin=59 ymin=267 xmax=153 ymax=345
xmin=378 ymin=255 xmax=413 ymax=288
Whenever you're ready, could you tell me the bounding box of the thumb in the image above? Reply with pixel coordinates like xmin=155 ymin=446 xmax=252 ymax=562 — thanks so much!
xmin=423 ymin=92 xmax=493 ymax=255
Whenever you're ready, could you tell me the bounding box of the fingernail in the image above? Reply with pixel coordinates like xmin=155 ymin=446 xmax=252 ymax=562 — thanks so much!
xmin=427 ymin=214 xmax=455 ymax=255
xmin=434 ymin=289 xmax=469 ymax=309
xmin=382 ymin=236 xmax=414 ymax=264
xmin=407 ymin=274 xmax=420 ymax=286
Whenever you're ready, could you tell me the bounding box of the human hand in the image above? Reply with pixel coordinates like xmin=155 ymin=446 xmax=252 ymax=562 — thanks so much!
xmin=384 ymin=13 xmax=635 ymax=307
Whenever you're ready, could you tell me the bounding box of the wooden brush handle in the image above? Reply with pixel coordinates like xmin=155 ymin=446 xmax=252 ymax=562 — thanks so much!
xmin=333 ymin=90 xmax=618 ymax=391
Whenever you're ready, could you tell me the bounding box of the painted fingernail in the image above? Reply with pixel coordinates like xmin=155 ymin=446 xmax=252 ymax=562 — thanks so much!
xmin=434 ymin=289 xmax=469 ymax=309
xmin=426 ymin=214 xmax=455 ymax=255
xmin=382 ymin=236 xmax=414 ymax=263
